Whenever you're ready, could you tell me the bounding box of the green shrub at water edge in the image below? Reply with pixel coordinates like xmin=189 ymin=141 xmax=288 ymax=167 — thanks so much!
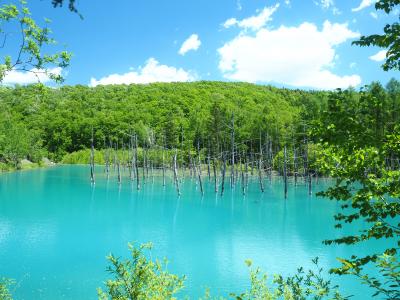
xmin=97 ymin=243 xmax=346 ymax=300
xmin=0 ymin=278 xmax=14 ymax=300
xmin=97 ymin=242 xmax=185 ymax=300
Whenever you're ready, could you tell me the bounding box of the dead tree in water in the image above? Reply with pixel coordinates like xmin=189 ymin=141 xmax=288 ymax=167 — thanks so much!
xmin=130 ymin=136 xmax=135 ymax=181
xmin=195 ymin=159 xmax=204 ymax=196
xmin=213 ymin=157 xmax=218 ymax=193
xmin=104 ymin=138 xmax=110 ymax=180
xmin=142 ymin=144 xmax=146 ymax=183
xmin=303 ymin=130 xmax=312 ymax=195
xmin=90 ymin=128 xmax=95 ymax=184
xmin=173 ymin=150 xmax=181 ymax=196
xmin=284 ymin=145 xmax=288 ymax=199
xmin=258 ymin=132 xmax=264 ymax=193
xmin=85 ymin=121 xmax=322 ymax=199
xmin=162 ymin=135 xmax=166 ymax=187
xmin=196 ymin=139 xmax=204 ymax=195
xmin=207 ymin=140 xmax=211 ymax=180
xmin=244 ymin=151 xmax=249 ymax=189
xmin=240 ymin=152 xmax=245 ymax=196
xmin=135 ymin=134 xmax=140 ymax=190
xmin=221 ymin=152 xmax=227 ymax=196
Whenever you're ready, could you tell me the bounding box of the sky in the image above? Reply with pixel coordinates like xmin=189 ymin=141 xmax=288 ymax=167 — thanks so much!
xmin=2 ymin=0 xmax=399 ymax=90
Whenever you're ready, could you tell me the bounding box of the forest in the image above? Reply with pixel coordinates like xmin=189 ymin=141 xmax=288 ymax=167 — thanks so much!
xmin=0 ymin=79 xmax=399 ymax=171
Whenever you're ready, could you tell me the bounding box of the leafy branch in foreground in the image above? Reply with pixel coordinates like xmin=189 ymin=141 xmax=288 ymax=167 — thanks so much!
xmin=51 ymin=0 xmax=82 ymax=18
xmin=0 ymin=0 xmax=71 ymax=83
xmin=227 ymin=258 xmax=346 ymax=300
xmin=352 ymin=0 xmax=400 ymax=71
xmin=0 ymin=278 xmax=14 ymax=300
xmin=97 ymin=242 xmax=186 ymax=300
xmin=314 ymin=87 xmax=400 ymax=298
xmin=336 ymin=254 xmax=400 ymax=300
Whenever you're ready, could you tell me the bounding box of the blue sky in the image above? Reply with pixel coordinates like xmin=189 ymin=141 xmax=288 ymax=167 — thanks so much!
xmin=3 ymin=0 xmax=399 ymax=89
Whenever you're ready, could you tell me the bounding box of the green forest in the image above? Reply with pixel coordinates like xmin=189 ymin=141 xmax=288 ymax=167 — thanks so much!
xmin=1 ymin=79 xmax=399 ymax=170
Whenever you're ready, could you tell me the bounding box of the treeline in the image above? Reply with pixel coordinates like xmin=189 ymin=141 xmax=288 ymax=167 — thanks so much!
xmin=0 ymin=80 xmax=399 ymax=170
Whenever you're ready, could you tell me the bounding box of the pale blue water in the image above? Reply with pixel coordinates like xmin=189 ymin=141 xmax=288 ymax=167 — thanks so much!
xmin=0 ymin=165 xmax=388 ymax=299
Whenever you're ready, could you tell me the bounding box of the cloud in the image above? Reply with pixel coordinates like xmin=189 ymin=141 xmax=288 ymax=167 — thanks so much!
xmin=352 ymin=0 xmax=376 ymax=12
xmin=370 ymin=11 xmax=378 ymax=18
xmin=2 ymin=67 xmax=62 ymax=85
xmin=369 ymin=50 xmax=387 ymax=62
xmin=178 ymin=34 xmax=201 ymax=55
xmin=218 ymin=20 xmax=361 ymax=90
xmin=236 ymin=0 xmax=242 ymax=11
xmin=314 ymin=0 xmax=341 ymax=15
xmin=222 ymin=4 xmax=279 ymax=31
xmin=89 ymin=58 xmax=195 ymax=86
xmin=223 ymin=18 xmax=237 ymax=28
xmin=319 ymin=0 xmax=334 ymax=9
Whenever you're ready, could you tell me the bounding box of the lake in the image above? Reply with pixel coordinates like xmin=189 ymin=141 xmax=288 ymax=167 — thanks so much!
xmin=0 ymin=165 xmax=386 ymax=299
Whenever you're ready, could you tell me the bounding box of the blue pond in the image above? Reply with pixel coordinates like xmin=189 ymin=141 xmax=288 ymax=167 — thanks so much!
xmin=0 ymin=165 xmax=386 ymax=299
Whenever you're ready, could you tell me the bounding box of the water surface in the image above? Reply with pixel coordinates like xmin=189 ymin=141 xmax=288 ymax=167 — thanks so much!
xmin=0 ymin=165 xmax=386 ymax=299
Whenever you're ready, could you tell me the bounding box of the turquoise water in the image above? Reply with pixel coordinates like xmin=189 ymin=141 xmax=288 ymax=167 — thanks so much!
xmin=0 ymin=165 xmax=387 ymax=299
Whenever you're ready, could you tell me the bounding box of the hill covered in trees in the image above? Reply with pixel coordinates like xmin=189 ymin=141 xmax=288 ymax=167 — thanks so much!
xmin=0 ymin=80 xmax=398 ymax=169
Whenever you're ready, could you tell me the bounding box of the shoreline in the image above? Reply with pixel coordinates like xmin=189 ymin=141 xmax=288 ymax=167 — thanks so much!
xmin=0 ymin=159 xmax=56 ymax=174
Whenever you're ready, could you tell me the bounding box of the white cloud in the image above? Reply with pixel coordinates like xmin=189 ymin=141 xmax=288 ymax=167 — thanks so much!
xmin=178 ymin=34 xmax=201 ymax=56
xmin=89 ymin=58 xmax=195 ymax=86
xmin=332 ymin=7 xmax=341 ymax=15
xmin=218 ymin=21 xmax=361 ymax=90
xmin=350 ymin=62 xmax=357 ymax=69
xmin=2 ymin=67 xmax=62 ymax=85
xmin=320 ymin=0 xmax=334 ymax=9
xmin=314 ymin=0 xmax=341 ymax=14
xmin=236 ymin=0 xmax=242 ymax=11
xmin=352 ymin=0 xmax=376 ymax=12
xmin=369 ymin=50 xmax=387 ymax=62
xmin=223 ymin=4 xmax=279 ymax=31
xmin=370 ymin=11 xmax=378 ymax=18
xmin=223 ymin=18 xmax=238 ymax=28
xmin=284 ymin=0 xmax=291 ymax=6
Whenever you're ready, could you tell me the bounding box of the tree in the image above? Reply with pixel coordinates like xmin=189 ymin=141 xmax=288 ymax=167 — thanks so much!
xmin=0 ymin=0 xmax=71 ymax=84
xmin=353 ymin=0 xmax=400 ymax=71
xmin=314 ymin=85 xmax=400 ymax=299
xmin=51 ymin=0 xmax=82 ymax=18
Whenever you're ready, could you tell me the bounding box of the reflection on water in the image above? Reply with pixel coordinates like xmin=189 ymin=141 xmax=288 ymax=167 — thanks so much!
xmin=0 ymin=165 xmax=388 ymax=299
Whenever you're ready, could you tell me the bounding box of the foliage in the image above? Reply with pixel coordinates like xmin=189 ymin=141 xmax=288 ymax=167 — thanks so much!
xmin=338 ymin=254 xmax=400 ymax=300
xmin=313 ymin=84 xmax=400 ymax=298
xmin=0 ymin=81 xmax=328 ymax=165
xmin=352 ymin=0 xmax=400 ymax=71
xmin=0 ymin=278 xmax=14 ymax=300
xmin=228 ymin=258 xmax=346 ymax=300
xmin=97 ymin=243 xmax=185 ymax=300
xmin=97 ymin=244 xmax=345 ymax=300
xmin=0 ymin=0 xmax=71 ymax=83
